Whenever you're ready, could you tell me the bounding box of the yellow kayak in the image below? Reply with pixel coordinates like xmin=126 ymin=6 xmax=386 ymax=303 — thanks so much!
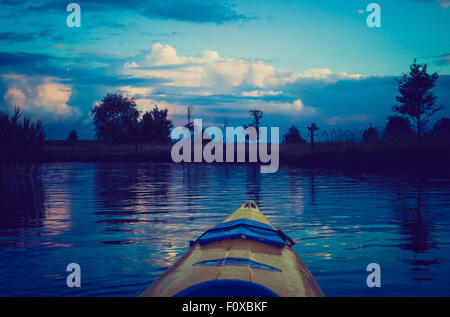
xmin=141 ymin=201 xmax=324 ymax=297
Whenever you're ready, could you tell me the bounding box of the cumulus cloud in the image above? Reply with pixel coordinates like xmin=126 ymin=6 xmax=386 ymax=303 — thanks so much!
xmin=123 ymin=43 xmax=365 ymax=88
xmin=246 ymin=98 xmax=317 ymax=116
xmin=117 ymin=43 xmax=370 ymax=123
xmin=2 ymin=74 xmax=81 ymax=121
xmin=284 ymin=99 xmax=317 ymax=115
xmin=4 ymin=87 xmax=26 ymax=106
xmin=118 ymin=85 xmax=153 ymax=97
xmin=134 ymin=97 xmax=186 ymax=118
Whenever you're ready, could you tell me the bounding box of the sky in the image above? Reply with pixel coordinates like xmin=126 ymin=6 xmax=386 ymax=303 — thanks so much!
xmin=0 ymin=0 xmax=449 ymax=139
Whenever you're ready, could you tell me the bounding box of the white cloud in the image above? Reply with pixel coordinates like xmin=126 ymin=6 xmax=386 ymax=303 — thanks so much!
xmin=134 ymin=97 xmax=186 ymax=118
xmin=2 ymin=74 xmax=81 ymax=121
xmin=118 ymin=86 xmax=153 ymax=97
xmin=287 ymin=99 xmax=317 ymax=115
xmin=123 ymin=43 xmax=364 ymax=88
xmin=4 ymin=88 xmax=26 ymax=106
xmin=296 ymin=68 xmax=365 ymax=82
xmin=248 ymin=98 xmax=317 ymax=116
xmin=300 ymin=68 xmax=333 ymax=79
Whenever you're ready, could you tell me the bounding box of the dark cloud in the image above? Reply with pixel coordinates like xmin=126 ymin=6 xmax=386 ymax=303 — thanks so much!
xmin=0 ymin=51 xmax=57 ymax=67
xmin=0 ymin=28 xmax=62 ymax=44
xmin=0 ymin=50 xmax=168 ymax=88
xmin=140 ymin=0 xmax=250 ymax=24
xmin=17 ymin=0 xmax=250 ymax=24
xmin=0 ymin=31 xmax=41 ymax=43
xmin=434 ymin=54 xmax=450 ymax=65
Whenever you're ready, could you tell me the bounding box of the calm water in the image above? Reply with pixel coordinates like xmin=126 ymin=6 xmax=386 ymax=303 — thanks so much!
xmin=1 ymin=163 xmax=450 ymax=296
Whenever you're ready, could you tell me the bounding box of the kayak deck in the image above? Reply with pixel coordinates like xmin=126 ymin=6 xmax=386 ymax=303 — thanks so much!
xmin=141 ymin=201 xmax=324 ymax=297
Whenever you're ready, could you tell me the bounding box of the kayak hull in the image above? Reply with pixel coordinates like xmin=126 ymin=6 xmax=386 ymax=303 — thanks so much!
xmin=141 ymin=202 xmax=324 ymax=297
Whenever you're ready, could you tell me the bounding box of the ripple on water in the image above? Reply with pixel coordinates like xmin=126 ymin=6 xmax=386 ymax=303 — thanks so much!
xmin=0 ymin=163 xmax=449 ymax=296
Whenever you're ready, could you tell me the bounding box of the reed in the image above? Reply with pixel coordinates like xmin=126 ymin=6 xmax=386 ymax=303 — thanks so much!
xmin=0 ymin=107 xmax=45 ymax=175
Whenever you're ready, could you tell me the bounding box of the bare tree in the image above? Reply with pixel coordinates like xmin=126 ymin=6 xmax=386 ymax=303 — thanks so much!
xmin=308 ymin=123 xmax=319 ymax=149
xmin=185 ymin=106 xmax=194 ymax=132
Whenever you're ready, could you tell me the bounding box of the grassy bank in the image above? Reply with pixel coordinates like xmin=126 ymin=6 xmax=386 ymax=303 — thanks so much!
xmin=43 ymin=140 xmax=172 ymax=162
xmin=42 ymin=139 xmax=450 ymax=175
xmin=280 ymin=139 xmax=450 ymax=175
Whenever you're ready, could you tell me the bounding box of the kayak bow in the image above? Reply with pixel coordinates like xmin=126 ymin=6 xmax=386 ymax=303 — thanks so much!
xmin=141 ymin=201 xmax=324 ymax=297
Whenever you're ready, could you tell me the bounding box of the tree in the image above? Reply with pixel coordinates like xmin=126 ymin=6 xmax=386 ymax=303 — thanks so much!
xmin=432 ymin=118 xmax=450 ymax=139
xmin=185 ymin=106 xmax=194 ymax=132
xmin=91 ymin=93 xmax=140 ymax=143
xmin=248 ymin=109 xmax=264 ymax=138
xmin=362 ymin=126 xmax=379 ymax=141
xmin=244 ymin=109 xmax=264 ymax=142
xmin=383 ymin=115 xmax=415 ymax=139
xmin=393 ymin=59 xmax=441 ymax=140
xmin=283 ymin=125 xmax=306 ymax=144
xmin=67 ymin=129 xmax=78 ymax=142
xmin=308 ymin=123 xmax=319 ymax=149
xmin=140 ymin=106 xmax=173 ymax=144
xmin=248 ymin=109 xmax=264 ymax=128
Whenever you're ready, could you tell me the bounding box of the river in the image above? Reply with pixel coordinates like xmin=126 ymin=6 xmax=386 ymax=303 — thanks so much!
xmin=1 ymin=163 xmax=449 ymax=296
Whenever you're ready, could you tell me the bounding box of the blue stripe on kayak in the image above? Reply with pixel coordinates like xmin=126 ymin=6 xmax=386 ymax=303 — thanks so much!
xmin=198 ymin=219 xmax=285 ymax=247
xmin=173 ymin=279 xmax=280 ymax=297
xmin=214 ymin=219 xmax=274 ymax=231
xmin=193 ymin=257 xmax=282 ymax=272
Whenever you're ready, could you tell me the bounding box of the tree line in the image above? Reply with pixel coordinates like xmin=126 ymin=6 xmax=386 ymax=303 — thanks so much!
xmin=88 ymin=59 xmax=447 ymax=147
xmin=91 ymin=93 xmax=173 ymax=144
xmin=1 ymin=58 xmax=448 ymax=169
xmin=283 ymin=59 xmax=449 ymax=145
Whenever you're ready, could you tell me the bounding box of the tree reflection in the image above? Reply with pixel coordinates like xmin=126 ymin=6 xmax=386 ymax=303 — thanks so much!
xmin=392 ymin=179 xmax=439 ymax=273
xmin=0 ymin=175 xmax=45 ymax=242
xmin=310 ymin=169 xmax=316 ymax=205
xmin=245 ymin=165 xmax=260 ymax=204
xmin=94 ymin=163 xmax=171 ymax=218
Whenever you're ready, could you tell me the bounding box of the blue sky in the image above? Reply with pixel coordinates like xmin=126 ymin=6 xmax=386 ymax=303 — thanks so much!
xmin=0 ymin=0 xmax=449 ymax=139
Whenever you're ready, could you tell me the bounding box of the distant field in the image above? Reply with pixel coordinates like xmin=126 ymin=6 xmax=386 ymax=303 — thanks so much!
xmin=280 ymin=139 xmax=450 ymax=175
xmin=43 ymin=140 xmax=172 ymax=162
xmin=42 ymin=139 xmax=450 ymax=175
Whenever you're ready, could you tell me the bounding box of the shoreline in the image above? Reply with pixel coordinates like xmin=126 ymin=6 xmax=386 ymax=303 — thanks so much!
xmin=38 ymin=140 xmax=450 ymax=177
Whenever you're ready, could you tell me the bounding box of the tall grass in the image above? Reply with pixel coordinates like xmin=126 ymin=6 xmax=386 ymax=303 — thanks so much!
xmin=0 ymin=107 xmax=45 ymax=175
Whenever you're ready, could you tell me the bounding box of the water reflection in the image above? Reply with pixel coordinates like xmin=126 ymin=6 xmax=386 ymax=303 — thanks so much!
xmin=310 ymin=169 xmax=316 ymax=205
xmin=0 ymin=163 xmax=449 ymax=296
xmin=0 ymin=175 xmax=45 ymax=245
xmin=245 ymin=166 xmax=261 ymax=204
xmin=42 ymin=188 xmax=72 ymax=236
xmin=390 ymin=179 xmax=439 ymax=277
